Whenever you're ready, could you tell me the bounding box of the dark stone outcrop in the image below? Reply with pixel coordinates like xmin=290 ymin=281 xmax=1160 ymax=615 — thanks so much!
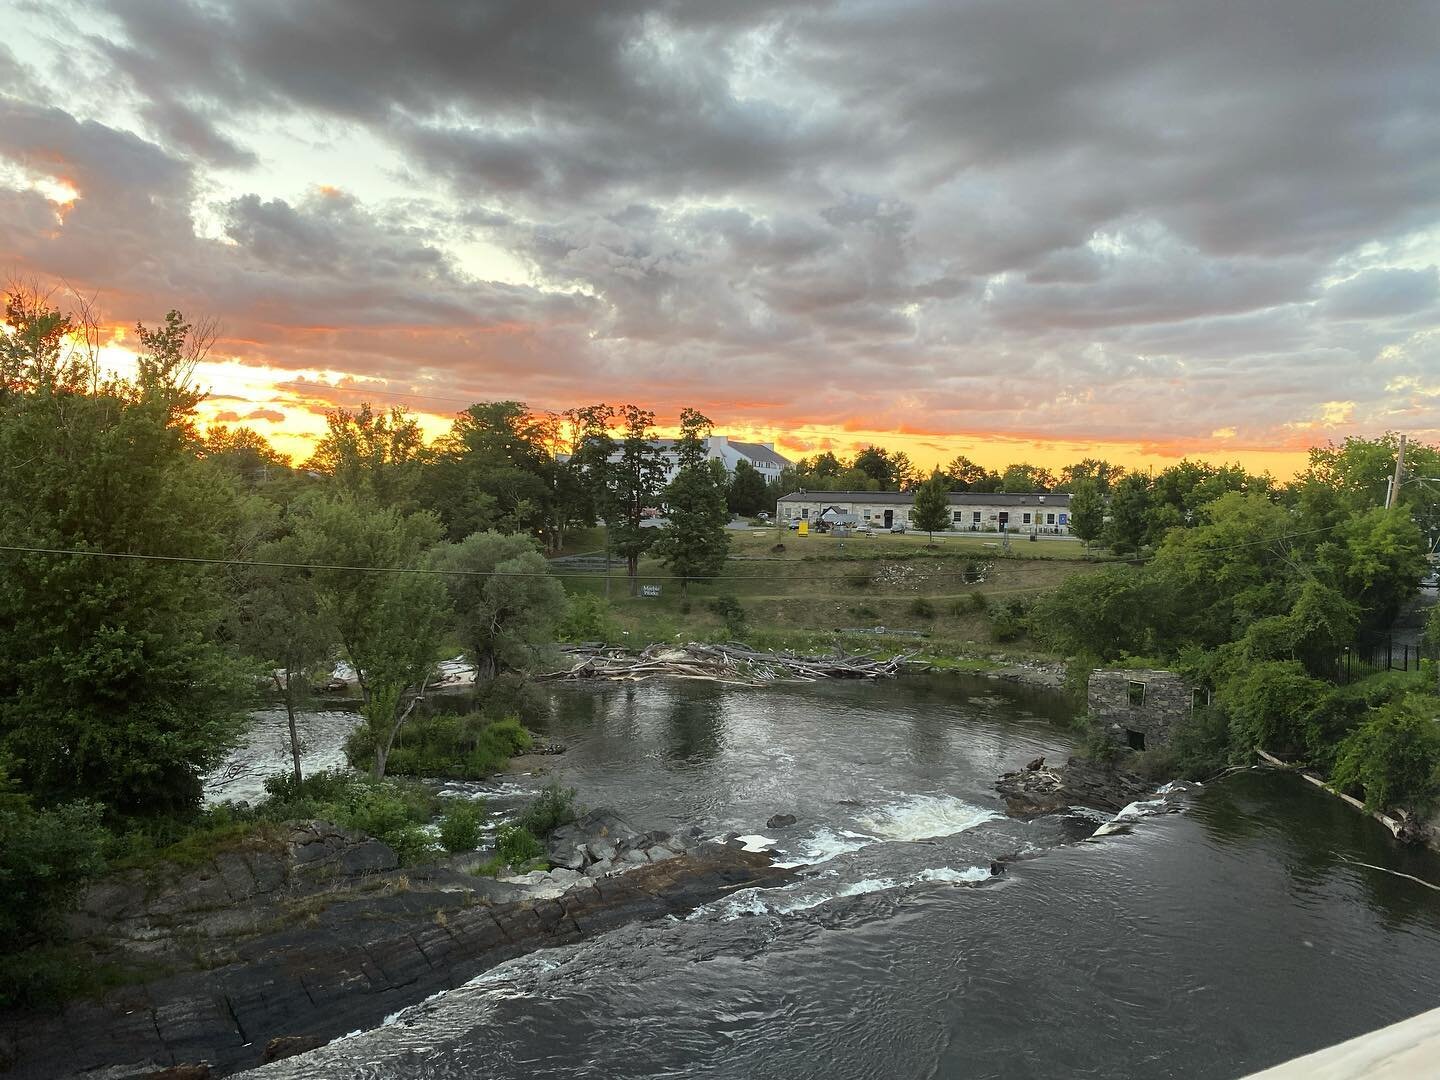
xmin=545 ymin=809 xmax=687 ymax=875
xmin=1 ymin=819 xmax=791 ymax=1080
xmin=995 ymin=755 xmax=1154 ymax=817
xmin=766 ymin=813 xmax=797 ymax=829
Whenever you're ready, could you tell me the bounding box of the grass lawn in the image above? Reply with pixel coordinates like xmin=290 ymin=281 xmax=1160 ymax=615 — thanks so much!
xmin=556 ymin=524 xmax=1120 ymax=662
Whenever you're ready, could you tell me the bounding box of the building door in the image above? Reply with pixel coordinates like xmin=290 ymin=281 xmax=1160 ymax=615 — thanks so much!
xmin=883 ymin=509 xmax=893 ymax=528
xmin=998 ymin=511 xmax=1009 ymax=529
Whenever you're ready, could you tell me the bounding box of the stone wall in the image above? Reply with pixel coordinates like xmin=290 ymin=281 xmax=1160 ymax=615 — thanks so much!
xmin=1087 ymin=668 xmax=1196 ymax=750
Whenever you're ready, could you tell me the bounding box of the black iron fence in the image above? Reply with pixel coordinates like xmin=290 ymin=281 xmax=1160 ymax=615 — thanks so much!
xmin=1339 ymin=633 xmax=1438 ymax=682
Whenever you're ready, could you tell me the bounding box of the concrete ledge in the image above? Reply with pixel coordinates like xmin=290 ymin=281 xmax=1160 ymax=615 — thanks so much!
xmin=1244 ymin=1005 xmax=1440 ymax=1078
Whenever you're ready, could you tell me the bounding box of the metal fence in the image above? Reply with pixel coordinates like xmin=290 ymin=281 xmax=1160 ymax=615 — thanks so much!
xmin=1339 ymin=633 xmax=1438 ymax=682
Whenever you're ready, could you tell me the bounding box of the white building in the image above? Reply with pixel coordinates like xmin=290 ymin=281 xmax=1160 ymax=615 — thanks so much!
xmin=610 ymin=436 xmax=791 ymax=484
xmin=776 ymin=490 xmax=1074 ymax=534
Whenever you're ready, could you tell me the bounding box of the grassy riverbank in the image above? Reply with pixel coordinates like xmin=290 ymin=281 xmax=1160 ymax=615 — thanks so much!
xmin=559 ymin=526 xmax=1111 ymax=666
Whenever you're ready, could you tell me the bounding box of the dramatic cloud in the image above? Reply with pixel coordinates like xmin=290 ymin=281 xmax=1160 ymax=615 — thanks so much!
xmin=0 ymin=0 xmax=1437 ymax=469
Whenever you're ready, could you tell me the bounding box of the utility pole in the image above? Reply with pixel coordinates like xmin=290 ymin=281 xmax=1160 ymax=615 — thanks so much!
xmin=1386 ymin=434 xmax=1408 ymax=509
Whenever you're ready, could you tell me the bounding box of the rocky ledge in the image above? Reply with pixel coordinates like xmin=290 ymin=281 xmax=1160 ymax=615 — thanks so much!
xmin=995 ymin=755 xmax=1155 ymax=817
xmin=0 ymin=815 xmax=792 ymax=1080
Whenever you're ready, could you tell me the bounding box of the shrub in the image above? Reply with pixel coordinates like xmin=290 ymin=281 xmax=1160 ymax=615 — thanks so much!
xmin=709 ymin=595 xmax=748 ymax=637
xmin=848 ymin=604 xmax=880 ymax=621
xmin=1167 ymin=706 xmax=1232 ymax=778
xmin=496 ymin=825 xmax=544 ymax=866
xmin=962 ymin=561 xmax=986 ymax=584
xmin=1215 ymin=660 xmax=1328 ymax=760
xmin=989 ymin=597 xmax=1031 ymax=643
xmin=346 ymin=712 xmax=533 ymax=780
xmin=1062 ymin=652 xmax=1100 ymax=708
xmin=438 ymin=801 xmax=486 ymax=853
xmin=513 ymin=783 xmax=578 ymax=838
xmin=908 ymin=597 xmax=936 ymax=619
xmin=968 ymin=592 xmax=990 ymax=613
xmin=255 ymin=769 xmax=442 ymax=865
xmin=1331 ymin=698 xmax=1440 ymax=813
xmin=556 ymin=591 xmax=616 ymax=643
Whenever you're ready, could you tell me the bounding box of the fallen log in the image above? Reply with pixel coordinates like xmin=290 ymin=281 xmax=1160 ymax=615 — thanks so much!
xmin=541 ymin=642 xmax=914 ymax=684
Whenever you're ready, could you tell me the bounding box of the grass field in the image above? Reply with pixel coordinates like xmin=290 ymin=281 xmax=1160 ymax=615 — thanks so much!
xmin=555 ymin=524 xmax=1120 ymax=662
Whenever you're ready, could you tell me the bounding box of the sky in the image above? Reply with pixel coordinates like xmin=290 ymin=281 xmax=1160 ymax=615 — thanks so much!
xmin=1 ymin=0 xmax=1438 ymax=475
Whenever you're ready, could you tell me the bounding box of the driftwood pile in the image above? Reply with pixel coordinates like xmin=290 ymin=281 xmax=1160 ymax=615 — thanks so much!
xmin=541 ymin=642 xmax=914 ymax=685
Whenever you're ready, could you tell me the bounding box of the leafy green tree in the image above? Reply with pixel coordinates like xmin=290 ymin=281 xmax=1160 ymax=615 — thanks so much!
xmin=1104 ymin=472 xmax=1153 ymax=554
xmin=563 ymin=403 xmax=617 ymax=526
xmin=420 ymin=401 xmax=557 ymax=544
xmin=0 ymin=293 xmax=249 ymax=815
xmin=1000 ymin=463 xmax=1055 ymax=493
xmin=656 ymin=410 xmax=731 ymax=594
xmin=852 ymin=445 xmax=895 ymax=488
xmin=432 ymin=532 xmax=569 ymax=680
xmin=911 ymin=469 xmax=952 ymax=542
xmin=944 ymin=455 xmax=991 ymax=491
xmin=1316 ymin=506 xmax=1428 ymax=631
xmin=305 ymin=403 xmax=426 ymax=509
xmin=1068 ymin=477 xmax=1106 ymax=550
xmin=602 ymin=405 xmax=667 ymax=594
xmin=1332 ymin=697 xmax=1440 ymax=813
xmin=890 ymin=451 xmax=918 ymax=492
xmin=1058 ymin=459 xmax=1124 ymax=494
xmin=234 ymin=531 xmax=334 ymax=785
xmin=290 ymin=494 xmax=449 ymax=777
xmin=1029 ymin=566 xmax=1156 ymax=660
xmin=1216 ymin=660 xmax=1328 ymax=759
xmin=727 ymin=459 xmax=769 ymax=517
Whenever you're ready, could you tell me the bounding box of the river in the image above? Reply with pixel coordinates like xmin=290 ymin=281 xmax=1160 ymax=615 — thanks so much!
xmin=237 ymin=676 xmax=1440 ymax=1079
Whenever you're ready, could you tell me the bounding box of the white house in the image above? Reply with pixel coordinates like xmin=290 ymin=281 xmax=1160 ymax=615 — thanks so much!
xmin=608 ymin=436 xmax=791 ymax=484
xmin=776 ymin=490 xmax=1074 ymax=534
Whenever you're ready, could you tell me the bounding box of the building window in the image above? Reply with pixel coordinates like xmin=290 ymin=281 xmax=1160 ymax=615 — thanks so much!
xmin=1126 ymin=729 xmax=1147 ymax=751
xmin=972 ymin=511 xmax=981 ymax=523
xmin=1191 ymin=688 xmax=1212 ymax=714
xmin=1127 ymin=681 xmax=1146 ymax=707
xmin=1023 ymin=513 xmax=1032 ymax=524
xmin=802 ymin=508 xmax=810 ymax=519
xmin=1046 ymin=513 xmax=1055 ymax=525
xmin=952 ymin=510 xmax=964 ymax=523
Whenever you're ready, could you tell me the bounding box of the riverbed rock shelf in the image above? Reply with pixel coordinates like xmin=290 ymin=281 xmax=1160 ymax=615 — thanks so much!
xmin=995 ymin=756 xmax=1155 ymax=817
xmin=0 ymin=817 xmax=794 ymax=1080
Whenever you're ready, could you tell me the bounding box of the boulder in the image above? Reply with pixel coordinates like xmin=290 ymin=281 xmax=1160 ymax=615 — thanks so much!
xmin=996 ymin=755 xmax=1153 ymax=817
xmin=263 ymin=1035 xmax=326 ymax=1063
xmin=766 ymin=813 xmax=797 ymax=829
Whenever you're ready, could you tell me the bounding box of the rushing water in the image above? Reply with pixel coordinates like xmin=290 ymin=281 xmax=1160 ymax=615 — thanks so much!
xmin=243 ymin=676 xmax=1440 ymax=1079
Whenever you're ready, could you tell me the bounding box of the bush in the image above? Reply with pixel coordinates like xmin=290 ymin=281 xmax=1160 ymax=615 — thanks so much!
xmin=1167 ymin=706 xmax=1232 ymax=778
xmin=438 ymin=800 xmax=487 ymax=853
xmin=968 ymin=592 xmax=989 ymax=613
xmin=1216 ymin=660 xmax=1328 ymax=760
xmin=962 ymin=561 xmax=986 ymax=584
xmin=1331 ymin=698 xmax=1440 ymax=813
xmin=556 ymin=591 xmax=616 ymax=643
xmin=989 ymin=597 xmax=1031 ymax=643
xmin=709 ymin=595 xmax=748 ymax=637
xmin=255 ymin=769 xmax=442 ymax=865
xmin=1062 ymin=653 xmax=1100 ymax=708
xmin=496 ymin=825 xmax=544 ymax=866
xmin=346 ymin=712 xmax=533 ymax=779
xmin=848 ymin=604 xmax=880 ymax=621
xmin=513 ymin=783 xmax=578 ymax=838
xmin=908 ymin=597 xmax=936 ymax=619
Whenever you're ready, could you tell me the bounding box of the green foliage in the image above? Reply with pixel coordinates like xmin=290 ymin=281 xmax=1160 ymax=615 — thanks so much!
xmin=0 ymin=295 xmax=250 ymax=816
xmin=988 ymin=597 xmax=1032 ymax=643
xmin=601 ymin=405 xmax=668 ymax=587
xmin=709 ymin=595 xmax=749 ymax=637
xmin=256 ymin=769 xmax=441 ymax=865
xmin=496 ymin=825 xmax=544 ymax=866
xmin=1104 ymin=473 xmax=1152 ymax=554
xmin=1068 ymin=477 xmax=1106 ymax=547
xmin=432 ymin=531 xmax=569 ymax=680
xmin=1331 ymin=698 xmax=1440 ymax=813
xmin=1000 ymin=463 xmax=1055 ymax=493
xmin=303 ymin=403 xmax=426 ymax=509
xmin=1166 ymin=706 xmax=1233 ymax=778
xmin=655 ymin=452 xmax=731 ymax=593
xmin=513 ymin=782 xmax=578 ymax=838
xmin=346 ymin=713 xmax=532 ymax=779
xmin=727 ymin=459 xmax=769 ymax=517
xmin=968 ymin=591 xmax=989 ymax=613
xmin=1216 ymin=660 xmax=1328 ymax=759
xmin=557 ymin=591 xmax=617 ymax=643
xmin=848 ymin=604 xmax=880 ymax=621
xmin=911 ymin=470 xmax=952 ymax=540
xmin=1030 ymin=566 xmax=1153 ymax=660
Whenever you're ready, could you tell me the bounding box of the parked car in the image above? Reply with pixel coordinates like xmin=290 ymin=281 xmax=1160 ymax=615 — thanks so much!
xmin=788 ymin=519 xmax=803 ymax=530
xmin=890 ymin=524 xmax=906 ymax=533
xmin=757 ymin=512 xmax=770 ymax=521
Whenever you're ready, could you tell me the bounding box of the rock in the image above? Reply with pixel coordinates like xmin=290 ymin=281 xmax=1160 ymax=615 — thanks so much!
xmin=645 ymin=845 xmax=677 ymax=863
xmin=622 ymin=848 xmax=651 ymax=864
xmin=1025 ymin=757 xmax=1044 ymax=772
xmin=996 ymin=755 xmax=1153 ymax=817
xmin=766 ymin=813 xmax=797 ymax=829
xmin=144 ymin=1067 xmax=211 ymax=1080
xmin=263 ymin=1034 xmax=326 ymax=1063
xmin=586 ymin=839 xmax=618 ymax=863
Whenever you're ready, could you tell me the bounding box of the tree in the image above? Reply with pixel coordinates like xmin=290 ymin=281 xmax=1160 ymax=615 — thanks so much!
xmin=656 ymin=410 xmax=731 ymax=594
xmin=420 ymin=401 xmax=558 ymax=545
xmin=305 ymin=403 xmax=426 ymax=509
xmin=890 ymin=451 xmax=917 ymax=492
xmin=727 ymin=459 xmax=769 ymax=517
xmin=944 ymin=455 xmax=989 ymax=491
xmin=290 ymin=494 xmax=449 ymax=777
xmin=1000 ymin=463 xmax=1055 ymax=493
xmin=1058 ymin=459 xmax=1124 ymax=494
xmin=0 ymin=292 xmax=249 ymax=815
xmin=432 ymin=532 xmax=569 ymax=681
xmin=911 ymin=470 xmax=952 ymax=543
xmin=1068 ymin=477 xmax=1106 ymax=550
xmin=563 ymin=402 xmax=618 ymax=530
xmin=1332 ymin=698 xmax=1440 ymax=813
xmin=1104 ymin=473 xmax=1153 ymax=554
xmin=602 ymin=405 xmax=667 ymax=595
xmin=852 ymin=445 xmax=895 ymax=488
xmin=234 ymin=532 xmax=334 ymax=785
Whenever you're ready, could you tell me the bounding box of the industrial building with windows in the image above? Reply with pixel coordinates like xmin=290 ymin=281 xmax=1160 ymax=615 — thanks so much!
xmin=775 ymin=490 xmax=1073 ymax=534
